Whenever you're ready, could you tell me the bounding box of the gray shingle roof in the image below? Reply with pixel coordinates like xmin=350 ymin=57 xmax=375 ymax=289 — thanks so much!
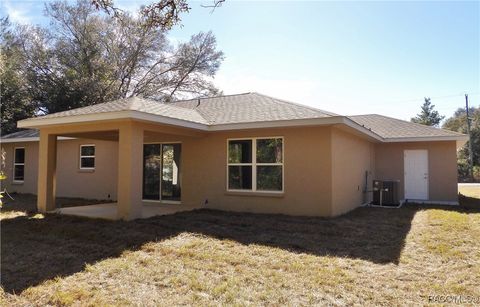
xmin=349 ymin=114 xmax=464 ymax=139
xmin=10 ymin=93 xmax=466 ymax=142
xmin=37 ymin=93 xmax=336 ymax=125
xmin=171 ymin=92 xmax=337 ymax=124
xmin=1 ymin=129 xmax=39 ymax=139
xmin=40 ymin=96 xmax=208 ymax=124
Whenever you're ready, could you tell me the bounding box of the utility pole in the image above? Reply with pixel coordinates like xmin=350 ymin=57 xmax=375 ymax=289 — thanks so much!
xmin=465 ymin=94 xmax=474 ymax=181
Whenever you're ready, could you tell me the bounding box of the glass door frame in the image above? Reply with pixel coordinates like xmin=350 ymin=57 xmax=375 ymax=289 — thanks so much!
xmin=142 ymin=142 xmax=182 ymax=204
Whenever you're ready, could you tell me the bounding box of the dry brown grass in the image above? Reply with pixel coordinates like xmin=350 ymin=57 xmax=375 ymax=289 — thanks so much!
xmin=1 ymin=194 xmax=479 ymax=306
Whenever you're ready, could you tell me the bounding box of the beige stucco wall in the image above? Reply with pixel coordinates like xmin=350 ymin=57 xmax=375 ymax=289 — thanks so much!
xmin=176 ymin=126 xmax=334 ymax=216
xmin=56 ymin=139 xmax=118 ymax=200
xmin=145 ymin=125 xmax=334 ymax=216
xmin=1 ymin=142 xmax=39 ymax=195
xmin=2 ymin=123 xmax=334 ymax=216
xmin=374 ymin=141 xmax=458 ymax=202
xmin=331 ymin=127 xmax=375 ymax=216
xmin=1 ymin=120 xmax=460 ymax=217
xmin=1 ymin=139 xmax=118 ymax=200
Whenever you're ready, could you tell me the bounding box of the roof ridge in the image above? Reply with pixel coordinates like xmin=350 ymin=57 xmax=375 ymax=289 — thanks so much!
xmin=132 ymin=97 xmax=210 ymax=124
xmin=133 ymin=93 xmax=337 ymax=118
xmin=102 ymin=96 xmax=208 ymax=123
xmin=125 ymin=96 xmax=143 ymax=110
xmin=251 ymin=92 xmax=339 ymax=116
xmin=170 ymin=92 xmax=253 ymax=104
xmin=167 ymin=93 xmax=256 ymax=125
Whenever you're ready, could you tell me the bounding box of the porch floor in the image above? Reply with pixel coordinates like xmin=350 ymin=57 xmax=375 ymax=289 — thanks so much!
xmin=56 ymin=203 xmax=194 ymax=220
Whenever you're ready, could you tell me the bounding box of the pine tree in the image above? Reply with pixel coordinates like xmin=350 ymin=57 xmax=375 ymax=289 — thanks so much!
xmin=411 ymin=97 xmax=445 ymax=127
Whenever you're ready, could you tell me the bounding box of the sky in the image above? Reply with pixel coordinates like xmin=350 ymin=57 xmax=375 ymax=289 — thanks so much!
xmin=1 ymin=0 xmax=479 ymax=121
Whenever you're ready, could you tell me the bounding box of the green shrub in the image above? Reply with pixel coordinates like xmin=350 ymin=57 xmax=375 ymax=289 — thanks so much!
xmin=474 ymin=166 xmax=480 ymax=181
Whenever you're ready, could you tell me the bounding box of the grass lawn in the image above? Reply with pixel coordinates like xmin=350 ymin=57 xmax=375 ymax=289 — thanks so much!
xmin=1 ymin=194 xmax=479 ymax=306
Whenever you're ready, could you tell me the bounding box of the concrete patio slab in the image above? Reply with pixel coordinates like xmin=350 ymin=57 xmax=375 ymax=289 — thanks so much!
xmin=56 ymin=203 xmax=194 ymax=220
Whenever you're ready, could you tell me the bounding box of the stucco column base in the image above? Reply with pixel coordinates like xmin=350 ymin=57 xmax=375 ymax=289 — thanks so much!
xmin=37 ymin=132 xmax=57 ymax=213
xmin=117 ymin=122 xmax=143 ymax=220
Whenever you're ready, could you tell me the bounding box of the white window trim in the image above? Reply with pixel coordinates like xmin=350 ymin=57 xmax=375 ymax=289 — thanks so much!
xmin=226 ymin=136 xmax=284 ymax=193
xmin=13 ymin=147 xmax=25 ymax=183
xmin=79 ymin=144 xmax=96 ymax=170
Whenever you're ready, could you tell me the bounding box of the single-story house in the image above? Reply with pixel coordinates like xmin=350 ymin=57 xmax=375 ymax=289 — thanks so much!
xmin=0 ymin=93 xmax=467 ymax=220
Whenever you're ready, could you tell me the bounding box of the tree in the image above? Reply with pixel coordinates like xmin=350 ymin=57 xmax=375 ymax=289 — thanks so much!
xmin=15 ymin=0 xmax=224 ymax=115
xmin=411 ymin=97 xmax=445 ymax=127
xmin=91 ymin=0 xmax=225 ymax=29
xmin=443 ymin=106 xmax=480 ymax=169
xmin=0 ymin=18 xmax=37 ymax=135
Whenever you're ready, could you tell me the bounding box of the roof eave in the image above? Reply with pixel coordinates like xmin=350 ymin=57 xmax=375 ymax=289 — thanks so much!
xmin=1 ymin=137 xmax=41 ymax=143
xmin=0 ymin=136 xmax=74 ymax=143
xmin=17 ymin=110 xmax=209 ymax=131
xmin=18 ymin=113 xmax=350 ymax=132
xmin=383 ymin=135 xmax=469 ymax=143
xmin=16 ymin=111 xmax=468 ymax=145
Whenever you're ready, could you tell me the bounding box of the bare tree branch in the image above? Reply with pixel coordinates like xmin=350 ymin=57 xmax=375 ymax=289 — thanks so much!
xmin=200 ymin=0 xmax=225 ymax=12
xmin=91 ymin=0 xmax=190 ymax=30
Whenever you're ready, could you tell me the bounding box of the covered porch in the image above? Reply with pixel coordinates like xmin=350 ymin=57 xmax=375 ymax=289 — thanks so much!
xmin=29 ymin=119 xmax=205 ymax=220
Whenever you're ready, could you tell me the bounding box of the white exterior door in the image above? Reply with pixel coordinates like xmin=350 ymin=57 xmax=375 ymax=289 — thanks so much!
xmin=404 ymin=150 xmax=429 ymax=200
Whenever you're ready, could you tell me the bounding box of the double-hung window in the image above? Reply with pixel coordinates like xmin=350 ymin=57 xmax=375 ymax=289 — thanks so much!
xmin=13 ymin=147 xmax=25 ymax=182
xmin=227 ymin=137 xmax=283 ymax=192
xmin=79 ymin=145 xmax=95 ymax=170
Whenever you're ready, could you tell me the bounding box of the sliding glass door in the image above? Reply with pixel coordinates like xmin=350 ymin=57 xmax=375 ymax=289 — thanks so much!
xmin=160 ymin=144 xmax=181 ymax=201
xmin=143 ymin=143 xmax=181 ymax=202
xmin=143 ymin=145 xmax=161 ymax=200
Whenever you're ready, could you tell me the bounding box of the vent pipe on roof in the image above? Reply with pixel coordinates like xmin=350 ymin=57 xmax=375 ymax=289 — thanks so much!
xmin=196 ymin=99 xmax=201 ymax=107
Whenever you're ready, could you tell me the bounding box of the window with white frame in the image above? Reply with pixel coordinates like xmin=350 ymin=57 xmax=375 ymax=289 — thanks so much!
xmin=227 ymin=137 xmax=283 ymax=192
xmin=13 ymin=147 xmax=25 ymax=182
xmin=79 ymin=145 xmax=95 ymax=169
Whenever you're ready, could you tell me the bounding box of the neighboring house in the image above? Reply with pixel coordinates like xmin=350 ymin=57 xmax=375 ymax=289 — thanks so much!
xmin=0 ymin=93 xmax=467 ymax=220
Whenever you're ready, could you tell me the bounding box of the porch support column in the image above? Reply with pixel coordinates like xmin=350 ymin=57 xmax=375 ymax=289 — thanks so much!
xmin=37 ymin=131 xmax=57 ymax=212
xmin=117 ymin=122 xmax=144 ymax=220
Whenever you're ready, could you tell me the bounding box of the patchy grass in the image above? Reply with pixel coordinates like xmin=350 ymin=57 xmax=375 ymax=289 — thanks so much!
xmin=458 ymin=185 xmax=480 ymax=198
xmin=1 ymin=194 xmax=480 ymax=305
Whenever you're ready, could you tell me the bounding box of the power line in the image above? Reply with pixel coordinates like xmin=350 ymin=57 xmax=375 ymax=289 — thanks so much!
xmin=384 ymin=92 xmax=480 ymax=105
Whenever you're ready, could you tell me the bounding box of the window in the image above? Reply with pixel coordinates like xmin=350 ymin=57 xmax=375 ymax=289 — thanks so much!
xmin=227 ymin=137 xmax=283 ymax=192
xmin=13 ymin=147 xmax=25 ymax=182
xmin=79 ymin=145 xmax=95 ymax=169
